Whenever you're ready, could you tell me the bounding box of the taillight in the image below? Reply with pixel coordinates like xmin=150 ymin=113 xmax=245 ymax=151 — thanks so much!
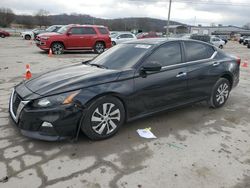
xmin=236 ymin=58 xmax=241 ymax=65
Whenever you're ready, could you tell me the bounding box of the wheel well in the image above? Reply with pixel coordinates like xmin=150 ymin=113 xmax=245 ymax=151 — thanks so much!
xmin=221 ymin=74 xmax=233 ymax=89
xmin=50 ymin=41 xmax=65 ymax=48
xmin=95 ymin=41 xmax=106 ymax=48
xmin=85 ymin=92 xmax=127 ymax=120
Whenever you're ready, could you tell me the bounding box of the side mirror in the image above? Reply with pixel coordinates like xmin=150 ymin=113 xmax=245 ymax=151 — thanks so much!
xmin=82 ymin=60 xmax=91 ymax=64
xmin=67 ymin=32 xmax=72 ymax=36
xmin=117 ymin=36 xmax=121 ymax=39
xmin=141 ymin=61 xmax=162 ymax=72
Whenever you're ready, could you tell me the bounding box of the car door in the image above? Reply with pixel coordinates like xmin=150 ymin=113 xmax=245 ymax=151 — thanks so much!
xmin=81 ymin=27 xmax=97 ymax=48
xmin=65 ymin=27 xmax=85 ymax=49
xmin=116 ymin=34 xmax=130 ymax=44
xmin=183 ymin=41 xmax=219 ymax=100
xmin=133 ymin=42 xmax=188 ymax=114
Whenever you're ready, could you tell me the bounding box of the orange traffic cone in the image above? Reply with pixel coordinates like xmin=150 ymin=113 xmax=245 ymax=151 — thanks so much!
xmin=242 ymin=60 xmax=248 ymax=68
xmin=25 ymin=64 xmax=32 ymax=80
xmin=48 ymin=48 xmax=53 ymax=57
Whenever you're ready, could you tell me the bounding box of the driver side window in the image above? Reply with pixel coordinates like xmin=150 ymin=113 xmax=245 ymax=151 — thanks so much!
xmin=145 ymin=42 xmax=182 ymax=67
xmin=70 ymin=27 xmax=84 ymax=35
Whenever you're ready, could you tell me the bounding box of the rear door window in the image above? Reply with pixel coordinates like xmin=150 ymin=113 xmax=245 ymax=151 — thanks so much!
xmin=83 ymin=27 xmax=97 ymax=34
xmin=184 ymin=41 xmax=215 ymax=62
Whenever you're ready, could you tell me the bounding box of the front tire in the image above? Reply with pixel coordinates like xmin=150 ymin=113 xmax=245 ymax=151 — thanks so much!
xmin=94 ymin=42 xmax=105 ymax=54
xmin=209 ymin=78 xmax=230 ymax=108
xmin=219 ymin=45 xmax=223 ymax=49
xmin=81 ymin=96 xmax=125 ymax=140
xmin=24 ymin=35 xmax=31 ymax=40
xmin=51 ymin=42 xmax=64 ymax=55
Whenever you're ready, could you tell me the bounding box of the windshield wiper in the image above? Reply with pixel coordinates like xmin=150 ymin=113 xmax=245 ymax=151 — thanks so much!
xmin=90 ymin=64 xmax=108 ymax=69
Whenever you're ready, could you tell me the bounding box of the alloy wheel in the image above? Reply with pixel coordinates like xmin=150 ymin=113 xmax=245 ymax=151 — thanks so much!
xmin=95 ymin=43 xmax=105 ymax=54
xmin=91 ymin=103 xmax=121 ymax=135
xmin=52 ymin=43 xmax=64 ymax=55
xmin=215 ymin=83 xmax=229 ymax=105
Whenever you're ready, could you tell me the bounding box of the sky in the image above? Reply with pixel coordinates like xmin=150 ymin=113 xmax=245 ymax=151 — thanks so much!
xmin=1 ymin=0 xmax=249 ymax=26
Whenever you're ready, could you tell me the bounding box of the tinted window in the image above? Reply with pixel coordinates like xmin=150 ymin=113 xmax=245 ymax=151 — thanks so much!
xmin=83 ymin=27 xmax=96 ymax=34
xmin=145 ymin=42 xmax=182 ymax=67
xmin=98 ymin=27 xmax=109 ymax=34
xmin=184 ymin=42 xmax=215 ymax=62
xmin=70 ymin=27 xmax=84 ymax=34
xmin=119 ymin=34 xmax=128 ymax=38
xmin=125 ymin=34 xmax=134 ymax=38
xmin=90 ymin=44 xmax=152 ymax=69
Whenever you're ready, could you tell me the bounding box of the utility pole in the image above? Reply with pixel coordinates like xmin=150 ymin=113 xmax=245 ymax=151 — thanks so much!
xmin=166 ymin=0 xmax=172 ymax=36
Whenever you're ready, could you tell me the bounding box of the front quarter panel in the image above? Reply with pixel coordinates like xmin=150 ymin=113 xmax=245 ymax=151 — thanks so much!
xmin=74 ymin=69 xmax=135 ymax=118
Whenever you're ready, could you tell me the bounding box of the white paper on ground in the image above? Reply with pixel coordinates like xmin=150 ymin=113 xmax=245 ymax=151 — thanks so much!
xmin=137 ymin=129 xmax=157 ymax=139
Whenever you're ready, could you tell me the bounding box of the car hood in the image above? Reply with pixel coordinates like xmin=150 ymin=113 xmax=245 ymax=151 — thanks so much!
xmin=38 ymin=32 xmax=61 ymax=37
xmin=24 ymin=64 xmax=121 ymax=97
xmin=22 ymin=31 xmax=33 ymax=35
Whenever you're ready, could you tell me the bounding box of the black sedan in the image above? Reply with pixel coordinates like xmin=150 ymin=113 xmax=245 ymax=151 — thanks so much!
xmin=9 ymin=39 xmax=240 ymax=141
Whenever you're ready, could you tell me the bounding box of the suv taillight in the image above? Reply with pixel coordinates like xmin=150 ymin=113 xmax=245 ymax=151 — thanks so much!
xmin=236 ymin=58 xmax=241 ymax=65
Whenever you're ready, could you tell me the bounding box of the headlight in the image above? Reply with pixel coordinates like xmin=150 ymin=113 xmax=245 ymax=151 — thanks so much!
xmin=32 ymin=90 xmax=80 ymax=108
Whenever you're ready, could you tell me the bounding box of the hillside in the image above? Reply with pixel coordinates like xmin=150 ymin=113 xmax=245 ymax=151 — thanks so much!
xmin=15 ymin=14 xmax=183 ymax=32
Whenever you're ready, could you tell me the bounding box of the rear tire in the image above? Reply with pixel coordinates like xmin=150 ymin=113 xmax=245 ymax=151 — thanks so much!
xmin=112 ymin=41 xmax=116 ymax=46
xmin=0 ymin=34 xmax=5 ymax=38
xmin=51 ymin=42 xmax=64 ymax=55
xmin=81 ymin=96 xmax=125 ymax=140
xmin=25 ymin=35 xmax=31 ymax=40
xmin=209 ymin=78 xmax=231 ymax=108
xmin=219 ymin=45 xmax=223 ymax=49
xmin=94 ymin=42 xmax=105 ymax=54
xmin=248 ymin=44 xmax=250 ymax=49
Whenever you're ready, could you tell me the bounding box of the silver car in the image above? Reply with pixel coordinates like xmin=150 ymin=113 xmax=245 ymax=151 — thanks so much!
xmin=111 ymin=32 xmax=137 ymax=45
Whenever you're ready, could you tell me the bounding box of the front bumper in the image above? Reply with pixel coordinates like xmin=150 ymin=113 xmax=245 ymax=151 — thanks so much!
xmin=9 ymin=90 xmax=83 ymax=141
xmin=35 ymin=39 xmax=50 ymax=50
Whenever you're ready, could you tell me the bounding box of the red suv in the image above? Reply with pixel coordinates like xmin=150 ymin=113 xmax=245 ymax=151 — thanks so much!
xmin=36 ymin=25 xmax=112 ymax=54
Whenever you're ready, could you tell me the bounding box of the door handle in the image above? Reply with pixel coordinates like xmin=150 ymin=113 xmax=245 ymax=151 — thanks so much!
xmin=176 ymin=72 xmax=187 ymax=78
xmin=213 ymin=62 xmax=220 ymax=66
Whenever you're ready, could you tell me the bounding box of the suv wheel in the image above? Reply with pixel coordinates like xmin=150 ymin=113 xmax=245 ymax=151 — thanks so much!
xmin=51 ymin=42 xmax=64 ymax=55
xmin=219 ymin=45 xmax=223 ymax=49
xmin=112 ymin=41 xmax=116 ymax=46
xmin=81 ymin=96 xmax=125 ymax=140
xmin=248 ymin=44 xmax=250 ymax=49
xmin=25 ymin=35 xmax=31 ymax=40
xmin=94 ymin=42 xmax=105 ymax=54
xmin=0 ymin=34 xmax=5 ymax=38
xmin=209 ymin=78 xmax=230 ymax=108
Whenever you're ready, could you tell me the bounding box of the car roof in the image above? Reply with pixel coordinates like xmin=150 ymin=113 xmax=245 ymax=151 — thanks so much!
xmin=68 ymin=24 xmax=107 ymax=28
xmin=125 ymin=38 xmax=215 ymax=47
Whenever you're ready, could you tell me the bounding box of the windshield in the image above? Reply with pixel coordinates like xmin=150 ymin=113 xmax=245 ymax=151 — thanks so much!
xmin=46 ymin=26 xmax=56 ymax=32
xmin=110 ymin=33 xmax=119 ymax=38
xmin=89 ymin=44 xmax=152 ymax=70
xmin=57 ymin=25 xmax=70 ymax=34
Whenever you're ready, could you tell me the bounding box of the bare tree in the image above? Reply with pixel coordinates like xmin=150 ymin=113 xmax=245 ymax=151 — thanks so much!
xmin=0 ymin=7 xmax=15 ymax=27
xmin=35 ymin=9 xmax=50 ymax=27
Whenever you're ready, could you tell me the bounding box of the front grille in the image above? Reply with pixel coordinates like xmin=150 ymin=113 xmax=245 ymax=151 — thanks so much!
xmin=12 ymin=92 xmax=22 ymax=116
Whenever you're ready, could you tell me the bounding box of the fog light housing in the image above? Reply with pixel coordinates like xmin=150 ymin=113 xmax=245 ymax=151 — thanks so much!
xmin=41 ymin=122 xmax=53 ymax=127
